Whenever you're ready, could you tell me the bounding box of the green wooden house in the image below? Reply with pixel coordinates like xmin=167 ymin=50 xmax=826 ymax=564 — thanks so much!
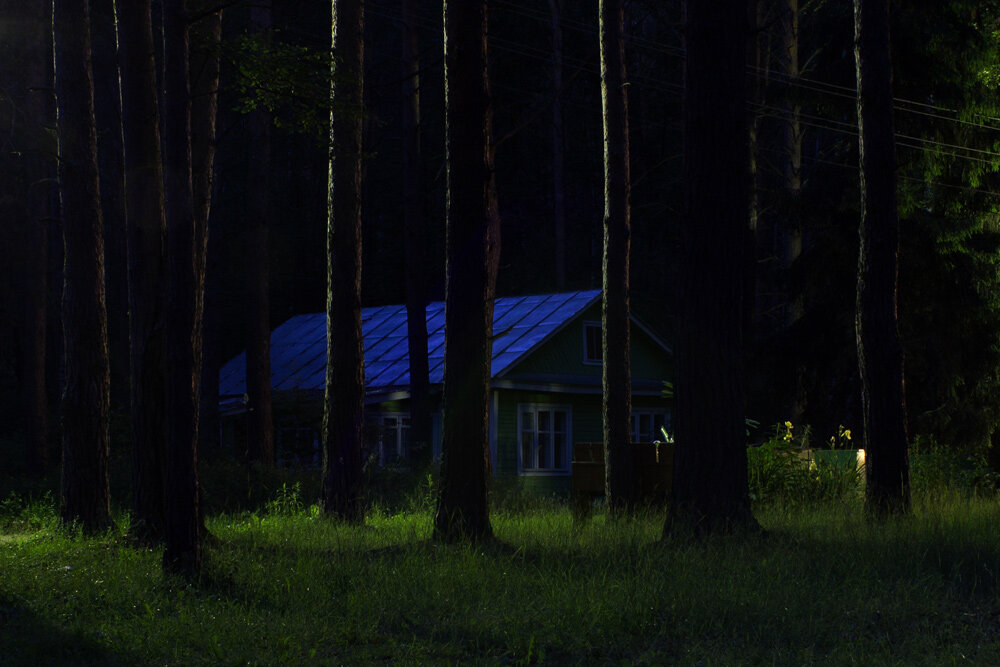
xmin=219 ymin=290 xmax=673 ymax=494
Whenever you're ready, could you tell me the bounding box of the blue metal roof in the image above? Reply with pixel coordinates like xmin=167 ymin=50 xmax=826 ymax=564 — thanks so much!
xmin=218 ymin=290 xmax=602 ymax=398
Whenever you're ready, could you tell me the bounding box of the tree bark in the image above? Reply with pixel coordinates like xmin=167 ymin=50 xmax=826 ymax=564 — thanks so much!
xmin=666 ymin=0 xmax=757 ymax=536
xmin=20 ymin=0 xmax=56 ymax=477
xmin=854 ymin=0 xmax=910 ymax=516
xmin=600 ymin=0 xmax=635 ymax=513
xmin=90 ymin=0 xmax=130 ymax=415
xmin=53 ymin=0 xmax=112 ymax=533
xmin=190 ymin=2 xmax=223 ymax=453
xmin=323 ymin=0 xmax=366 ymax=521
xmin=433 ymin=0 xmax=499 ymax=543
xmin=245 ymin=1 xmax=275 ymax=466
xmin=116 ymin=0 xmax=168 ymax=543
xmin=162 ymin=0 xmax=202 ymax=574
xmin=550 ymin=0 xmax=567 ymax=290
xmin=779 ymin=0 xmax=805 ymax=424
xmin=402 ymin=0 xmax=432 ymax=467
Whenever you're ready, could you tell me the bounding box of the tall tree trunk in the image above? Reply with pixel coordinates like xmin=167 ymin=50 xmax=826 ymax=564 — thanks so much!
xmin=779 ymin=0 xmax=805 ymax=424
xmin=433 ymin=0 xmax=499 ymax=543
xmin=190 ymin=3 xmax=223 ymax=453
xmin=854 ymin=0 xmax=910 ymax=516
xmin=550 ymin=0 xmax=566 ymax=290
xmin=600 ymin=0 xmax=634 ymax=512
xmin=21 ymin=0 xmax=56 ymax=477
xmin=116 ymin=0 xmax=168 ymax=543
xmin=323 ymin=0 xmax=366 ymax=521
xmin=402 ymin=0 xmax=432 ymax=467
xmin=162 ymin=0 xmax=202 ymax=574
xmin=666 ymin=0 xmax=756 ymax=536
xmin=245 ymin=1 xmax=275 ymax=466
xmin=90 ymin=0 xmax=130 ymax=417
xmin=53 ymin=0 xmax=112 ymax=533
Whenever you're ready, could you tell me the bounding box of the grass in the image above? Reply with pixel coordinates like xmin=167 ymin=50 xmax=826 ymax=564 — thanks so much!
xmin=2 ymin=485 xmax=1000 ymax=666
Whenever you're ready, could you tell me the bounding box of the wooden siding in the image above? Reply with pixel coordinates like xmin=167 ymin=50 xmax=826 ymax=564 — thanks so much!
xmin=502 ymin=302 xmax=671 ymax=382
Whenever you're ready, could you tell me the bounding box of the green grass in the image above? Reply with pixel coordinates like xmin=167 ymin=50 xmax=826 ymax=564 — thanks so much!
xmin=3 ymin=486 xmax=1000 ymax=665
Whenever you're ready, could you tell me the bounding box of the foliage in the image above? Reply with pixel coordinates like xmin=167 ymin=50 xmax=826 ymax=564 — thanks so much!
xmin=223 ymin=31 xmax=335 ymax=141
xmin=747 ymin=423 xmax=863 ymax=505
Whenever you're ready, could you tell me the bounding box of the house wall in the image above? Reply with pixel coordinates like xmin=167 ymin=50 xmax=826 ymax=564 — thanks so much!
xmin=494 ymin=388 xmax=671 ymax=495
xmin=505 ymin=303 xmax=672 ymax=382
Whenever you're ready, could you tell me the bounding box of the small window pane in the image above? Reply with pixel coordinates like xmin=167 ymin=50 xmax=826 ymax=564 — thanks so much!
xmin=521 ymin=429 xmax=534 ymax=469
xmin=554 ymin=410 xmax=566 ymax=433
xmin=553 ymin=432 xmax=565 ymax=469
xmin=538 ymin=410 xmax=550 ymax=433
xmin=538 ymin=432 xmax=550 ymax=469
xmin=585 ymin=324 xmax=602 ymax=362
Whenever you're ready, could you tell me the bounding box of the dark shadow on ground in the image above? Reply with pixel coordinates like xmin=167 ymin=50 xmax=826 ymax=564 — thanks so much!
xmin=0 ymin=594 xmax=137 ymax=666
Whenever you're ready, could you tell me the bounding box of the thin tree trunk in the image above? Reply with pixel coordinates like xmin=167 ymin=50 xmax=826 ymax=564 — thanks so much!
xmin=190 ymin=3 xmax=222 ymax=453
xmin=22 ymin=0 xmax=56 ymax=477
xmin=600 ymin=0 xmax=634 ymax=512
xmin=245 ymin=1 xmax=275 ymax=466
xmin=854 ymin=0 xmax=910 ymax=516
xmin=91 ymin=0 xmax=130 ymax=415
xmin=779 ymin=0 xmax=805 ymax=424
xmin=53 ymin=0 xmax=112 ymax=533
xmin=116 ymin=0 xmax=168 ymax=543
xmin=402 ymin=0 xmax=432 ymax=467
xmin=162 ymin=0 xmax=202 ymax=574
xmin=323 ymin=0 xmax=366 ymax=521
xmin=666 ymin=0 xmax=756 ymax=536
xmin=550 ymin=0 xmax=567 ymax=290
xmin=433 ymin=0 xmax=499 ymax=543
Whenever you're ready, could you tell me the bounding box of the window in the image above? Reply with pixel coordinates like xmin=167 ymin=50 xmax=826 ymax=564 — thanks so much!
xmin=632 ymin=410 xmax=669 ymax=443
xmin=583 ymin=321 xmax=602 ymax=365
xmin=373 ymin=413 xmax=410 ymax=465
xmin=518 ymin=405 xmax=571 ymax=474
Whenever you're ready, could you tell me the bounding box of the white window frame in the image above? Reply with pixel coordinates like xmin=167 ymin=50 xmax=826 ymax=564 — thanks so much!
xmin=631 ymin=409 xmax=670 ymax=443
xmin=375 ymin=412 xmax=410 ymax=466
xmin=517 ymin=403 xmax=572 ymax=476
xmin=582 ymin=320 xmax=603 ymax=366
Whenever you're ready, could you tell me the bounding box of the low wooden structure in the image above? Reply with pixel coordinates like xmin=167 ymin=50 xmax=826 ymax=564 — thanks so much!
xmin=571 ymin=441 xmax=674 ymax=515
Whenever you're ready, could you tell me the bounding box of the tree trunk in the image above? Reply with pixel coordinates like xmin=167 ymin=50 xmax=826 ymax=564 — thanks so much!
xmin=779 ymin=0 xmax=805 ymax=425
xmin=599 ymin=0 xmax=635 ymax=513
xmin=433 ymin=0 xmax=499 ymax=543
xmin=162 ymin=0 xmax=202 ymax=574
xmin=666 ymin=0 xmax=757 ymax=536
xmin=116 ymin=0 xmax=168 ymax=543
xmin=402 ymin=0 xmax=432 ymax=467
xmin=550 ymin=0 xmax=567 ymax=290
xmin=21 ymin=0 xmax=56 ymax=477
xmin=245 ymin=1 xmax=275 ymax=466
xmin=323 ymin=0 xmax=366 ymax=522
xmin=854 ymin=0 xmax=910 ymax=516
xmin=53 ymin=0 xmax=112 ymax=533
xmin=190 ymin=3 xmax=223 ymax=454
xmin=90 ymin=0 xmax=130 ymax=416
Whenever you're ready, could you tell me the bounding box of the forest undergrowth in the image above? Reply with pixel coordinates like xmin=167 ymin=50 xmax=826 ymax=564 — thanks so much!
xmin=2 ymin=454 xmax=1000 ymax=665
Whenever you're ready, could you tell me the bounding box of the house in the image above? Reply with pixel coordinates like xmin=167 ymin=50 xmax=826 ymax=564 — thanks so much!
xmin=218 ymin=289 xmax=673 ymax=494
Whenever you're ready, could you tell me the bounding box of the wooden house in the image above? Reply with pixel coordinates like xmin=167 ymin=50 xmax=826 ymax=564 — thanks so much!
xmin=218 ymin=290 xmax=673 ymax=494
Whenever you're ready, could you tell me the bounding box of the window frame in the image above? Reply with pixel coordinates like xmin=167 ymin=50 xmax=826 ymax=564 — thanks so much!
xmin=374 ymin=411 xmax=411 ymax=466
xmin=582 ymin=320 xmax=603 ymax=366
xmin=517 ymin=403 xmax=573 ymax=476
xmin=631 ymin=409 xmax=670 ymax=443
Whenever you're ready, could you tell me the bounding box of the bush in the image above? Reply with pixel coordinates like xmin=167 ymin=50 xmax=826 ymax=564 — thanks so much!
xmin=747 ymin=425 xmax=863 ymax=505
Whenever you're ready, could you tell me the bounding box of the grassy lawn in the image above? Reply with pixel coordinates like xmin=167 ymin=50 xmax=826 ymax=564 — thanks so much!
xmin=3 ymin=486 xmax=1000 ymax=665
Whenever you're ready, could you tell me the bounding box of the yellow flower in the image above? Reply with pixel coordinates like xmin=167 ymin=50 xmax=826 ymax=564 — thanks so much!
xmin=843 ymin=429 xmax=851 ymax=441
xmin=785 ymin=421 xmax=793 ymax=429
